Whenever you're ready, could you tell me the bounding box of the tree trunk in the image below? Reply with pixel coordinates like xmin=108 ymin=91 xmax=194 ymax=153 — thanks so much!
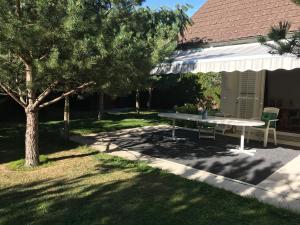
xmin=136 ymin=89 xmax=140 ymax=114
xmin=97 ymin=91 xmax=104 ymax=120
xmin=147 ymin=87 xmax=153 ymax=109
xmin=24 ymin=63 xmax=40 ymax=167
xmin=64 ymin=96 xmax=70 ymax=139
xmin=25 ymin=110 xmax=39 ymax=167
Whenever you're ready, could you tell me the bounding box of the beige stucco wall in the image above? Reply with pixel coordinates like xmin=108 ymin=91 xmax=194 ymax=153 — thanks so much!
xmin=220 ymin=72 xmax=239 ymax=117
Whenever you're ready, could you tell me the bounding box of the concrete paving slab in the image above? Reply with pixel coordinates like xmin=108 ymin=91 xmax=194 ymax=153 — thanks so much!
xmin=258 ymin=155 xmax=300 ymax=201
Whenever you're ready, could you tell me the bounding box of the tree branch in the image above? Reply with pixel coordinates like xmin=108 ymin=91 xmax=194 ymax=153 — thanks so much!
xmin=0 ymin=82 xmax=26 ymax=108
xmin=17 ymin=87 xmax=27 ymax=105
xmin=16 ymin=0 xmax=21 ymax=18
xmin=39 ymin=54 xmax=49 ymax=61
xmin=32 ymin=81 xmax=59 ymax=109
xmin=39 ymin=81 xmax=95 ymax=109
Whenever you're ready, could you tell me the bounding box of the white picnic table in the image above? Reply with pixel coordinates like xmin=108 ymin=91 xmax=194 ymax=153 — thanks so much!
xmin=159 ymin=113 xmax=265 ymax=156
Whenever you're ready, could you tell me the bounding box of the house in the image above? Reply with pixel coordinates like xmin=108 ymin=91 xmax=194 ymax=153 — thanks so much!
xmin=153 ymin=0 xmax=300 ymax=139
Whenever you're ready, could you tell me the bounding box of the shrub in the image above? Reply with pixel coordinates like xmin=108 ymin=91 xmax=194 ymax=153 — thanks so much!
xmin=174 ymin=103 xmax=220 ymax=129
xmin=175 ymin=103 xmax=199 ymax=114
xmin=151 ymin=73 xmax=204 ymax=109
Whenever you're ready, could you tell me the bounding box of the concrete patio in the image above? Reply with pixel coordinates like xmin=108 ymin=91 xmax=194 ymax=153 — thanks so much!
xmin=71 ymin=125 xmax=300 ymax=212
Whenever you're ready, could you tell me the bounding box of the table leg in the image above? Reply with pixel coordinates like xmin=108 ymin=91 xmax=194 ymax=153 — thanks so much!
xmin=229 ymin=126 xmax=256 ymax=156
xmin=164 ymin=119 xmax=185 ymax=141
xmin=240 ymin=126 xmax=245 ymax=151
xmin=172 ymin=119 xmax=175 ymax=139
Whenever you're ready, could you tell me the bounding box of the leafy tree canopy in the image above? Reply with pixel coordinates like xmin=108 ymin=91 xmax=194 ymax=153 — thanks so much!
xmin=197 ymin=72 xmax=221 ymax=105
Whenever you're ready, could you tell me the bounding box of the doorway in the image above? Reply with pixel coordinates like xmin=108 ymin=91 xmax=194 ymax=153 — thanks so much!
xmin=264 ymin=69 xmax=300 ymax=134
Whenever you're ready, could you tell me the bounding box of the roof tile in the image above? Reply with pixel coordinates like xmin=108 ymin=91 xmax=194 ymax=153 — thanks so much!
xmin=183 ymin=0 xmax=300 ymax=43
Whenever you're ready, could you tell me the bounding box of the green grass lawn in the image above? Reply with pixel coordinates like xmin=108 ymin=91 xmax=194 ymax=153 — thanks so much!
xmin=0 ymin=111 xmax=165 ymax=164
xmin=69 ymin=111 xmax=167 ymax=135
xmin=1 ymin=111 xmax=300 ymax=225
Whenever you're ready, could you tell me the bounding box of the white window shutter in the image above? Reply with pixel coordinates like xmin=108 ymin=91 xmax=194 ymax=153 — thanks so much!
xmin=237 ymin=71 xmax=264 ymax=119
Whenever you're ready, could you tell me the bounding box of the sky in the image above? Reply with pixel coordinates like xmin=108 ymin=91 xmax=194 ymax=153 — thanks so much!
xmin=143 ymin=0 xmax=206 ymax=17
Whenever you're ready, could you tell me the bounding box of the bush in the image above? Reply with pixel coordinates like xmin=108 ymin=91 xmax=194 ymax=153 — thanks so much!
xmin=174 ymin=103 xmax=220 ymax=129
xmin=175 ymin=103 xmax=198 ymax=114
xmin=151 ymin=74 xmax=204 ymax=109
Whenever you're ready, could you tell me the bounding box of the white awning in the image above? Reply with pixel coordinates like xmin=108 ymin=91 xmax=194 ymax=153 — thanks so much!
xmin=151 ymin=42 xmax=300 ymax=74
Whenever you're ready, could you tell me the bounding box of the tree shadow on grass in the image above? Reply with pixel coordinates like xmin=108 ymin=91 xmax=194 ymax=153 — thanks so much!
xmin=69 ymin=111 xmax=169 ymax=135
xmin=0 ymin=111 xmax=166 ymax=165
xmin=0 ymin=122 xmax=80 ymax=165
xmin=48 ymin=151 xmax=99 ymax=162
xmin=0 ymin=156 xmax=300 ymax=225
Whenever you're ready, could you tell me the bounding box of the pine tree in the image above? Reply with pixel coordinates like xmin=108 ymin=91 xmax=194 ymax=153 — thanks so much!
xmin=0 ymin=1 xmax=126 ymax=167
xmin=91 ymin=5 xmax=191 ymax=118
xmin=0 ymin=1 xmax=191 ymax=167
xmin=259 ymin=1 xmax=300 ymax=57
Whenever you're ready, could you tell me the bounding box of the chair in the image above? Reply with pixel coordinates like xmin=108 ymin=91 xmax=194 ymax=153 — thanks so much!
xmin=247 ymin=107 xmax=280 ymax=147
xmin=198 ymin=122 xmax=216 ymax=140
xmin=215 ymin=112 xmax=233 ymax=134
xmin=197 ymin=111 xmax=231 ymax=140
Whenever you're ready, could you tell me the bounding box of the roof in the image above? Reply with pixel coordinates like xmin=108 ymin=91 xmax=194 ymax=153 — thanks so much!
xmin=183 ymin=0 xmax=300 ymax=44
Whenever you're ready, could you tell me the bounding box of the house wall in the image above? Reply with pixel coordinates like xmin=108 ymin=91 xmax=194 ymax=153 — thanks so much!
xmin=220 ymin=72 xmax=239 ymax=116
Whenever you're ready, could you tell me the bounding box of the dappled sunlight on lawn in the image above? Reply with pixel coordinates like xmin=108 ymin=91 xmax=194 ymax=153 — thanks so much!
xmin=1 ymin=149 xmax=300 ymax=225
xmin=1 ymin=111 xmax=300 ymax=225
xmin=69 ymin=111 xmax=167 ymax=135
xmin=0 ymin=111 xmax=165 ymax=164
